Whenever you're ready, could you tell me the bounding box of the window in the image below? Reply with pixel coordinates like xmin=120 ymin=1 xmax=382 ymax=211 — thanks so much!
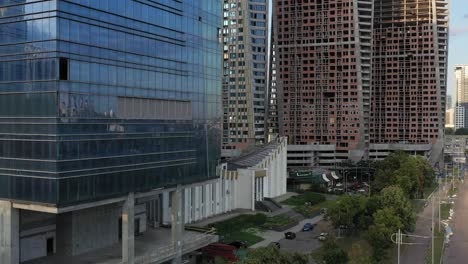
xmin=59 ymin=57 xmax=69 ymax=80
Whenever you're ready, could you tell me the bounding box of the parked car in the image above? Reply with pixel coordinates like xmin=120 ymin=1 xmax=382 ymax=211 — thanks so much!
xmin=229 ymin=241 xmax=247 ymax=249
xmin=318 ymin=233 xmax=328 ymax=241
xmin=333 ymin=188 xmax=344 ymax=193
xmin=269 ymin=242 xmax=281 ymax=249
xmin=284 ymin=232 xmax=296 ymax=239
xmin=302 ymin=223 xmax=314 ymax=231
xmin=357 ymin=189 xmax=367 ymax=194
xmin=335 ymin=183 xmax=343 ymax=187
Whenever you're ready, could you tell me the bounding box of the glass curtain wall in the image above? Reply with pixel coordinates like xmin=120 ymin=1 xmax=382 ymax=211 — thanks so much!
xmin=0 ymin=0 xmax=222 ymax=206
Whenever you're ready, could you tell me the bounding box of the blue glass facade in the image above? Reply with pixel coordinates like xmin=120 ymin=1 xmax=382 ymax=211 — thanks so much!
xmin=0 ymin=0 xmax=222 ymax=206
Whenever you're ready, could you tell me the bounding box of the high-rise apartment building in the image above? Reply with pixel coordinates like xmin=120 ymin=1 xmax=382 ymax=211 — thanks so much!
xmin=455 ymin=65 xmax=468 ymax=128
xmin=371 ymin=0 xmax=448 ymax=161
xmin=221 ymin=0 xmax=270 ymax=158
xmin=274 ymin=0 xmax=448 ymax=168
xmin=0 ymin=1 xmax=222 ymax=263
xmin=447 ymin=94 xmax=452 ymax=110
xmin=275 ymin=0 xmax=373 ymax=167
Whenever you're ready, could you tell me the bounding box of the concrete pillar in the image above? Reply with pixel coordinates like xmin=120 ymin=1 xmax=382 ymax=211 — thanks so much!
xmin=162 ymin=192 xmax=171 ymax=224
xmin=0 ymin=201 xmax=19 ymax=264
xmin=171 ymin=186 xmax=184 ymax=264
xmin=122 ymin=193 xmax=134 ymax=264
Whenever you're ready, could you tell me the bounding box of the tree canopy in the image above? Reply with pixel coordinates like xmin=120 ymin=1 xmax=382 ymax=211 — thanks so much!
xmin=372 ymin=151 xmax=434 ymax=198
xmin=455 ymin=128 xmax=468 ymax=135
xmin=321 ymin=239 xmax=349 ymax=264
xmin=237 ymin=246 xmax=308 ymax=264
xmin=326 ymin=195 xmax=368 ymax=229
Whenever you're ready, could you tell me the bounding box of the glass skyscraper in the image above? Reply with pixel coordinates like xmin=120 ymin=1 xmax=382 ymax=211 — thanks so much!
xmin=0 ymin=0 xmax=222 ymax=206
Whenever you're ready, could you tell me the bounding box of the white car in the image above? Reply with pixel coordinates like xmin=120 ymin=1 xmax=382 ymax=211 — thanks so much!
xmin=318 ymin=233 xmax=328 ymax=241
xmin=335 ymin=183 xmax=343 ymax=187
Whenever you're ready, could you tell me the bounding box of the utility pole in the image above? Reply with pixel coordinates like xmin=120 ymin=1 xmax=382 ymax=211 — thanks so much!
xmin=432 ymin=195 xmax=434 ymax=264
xmin=438 ymin=187 xmax=441 ymax=231
xmin=397 ymin=229 xmax=401 ymax=264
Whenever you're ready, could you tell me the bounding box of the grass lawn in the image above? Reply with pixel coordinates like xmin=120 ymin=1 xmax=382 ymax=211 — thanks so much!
xmin=207 ymin=214 xmax=266 ymax=246
xmin=447 ymin=179 xmax=459 ymax=197
xmin=426 ymin=225 xmax=446 ymax=264
xmin=220 ymin=230 xmax=264 ymax=245
xmin=282 ymin=192 xmax=326 ymax=206
xmin=263 ymin=214 xmax=295 ymax=230
xmin=284 ymin=192 xmax=337 ymax=217
xmin=440 ymin=203 xmax=452 ymax=219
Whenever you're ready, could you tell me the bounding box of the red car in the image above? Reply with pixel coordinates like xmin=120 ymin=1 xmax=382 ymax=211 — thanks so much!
xmin=201 ymin=243 xmax=239 ymax=262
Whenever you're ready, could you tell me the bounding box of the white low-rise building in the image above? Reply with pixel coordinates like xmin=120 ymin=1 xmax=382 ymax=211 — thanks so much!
xmin=160 ymin=137 xmax=288 ymax=224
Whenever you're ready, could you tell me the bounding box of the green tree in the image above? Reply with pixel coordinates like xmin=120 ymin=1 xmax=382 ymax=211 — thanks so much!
xmin=368 ymin=207 xmax=404 ymax=261
xmin=394 ymin=158 xmax=420 ymax=198
xmin=445 ymin=127 xmax=454 ymax=135
xmin=455 ymin=128 xmax=468 ymax=135
xmin=414 ymin=155 xmax=435 ymax=190
xmin=238 ymin=246 xmax=308 ymax=264
xmin=379 ymin=186 xmax=416 ymax=231
xmin=321 ymin=239 xmax=349 ymax=264
xmin=372 ymin=152 xmax=433 ymax=198
xmin=326 ymin=195 xmax=368 ymax=230
xmin=348 ymin=243 xmax=373 ymax=264
xmin=372 ymin=152 xmax=409 ymax=194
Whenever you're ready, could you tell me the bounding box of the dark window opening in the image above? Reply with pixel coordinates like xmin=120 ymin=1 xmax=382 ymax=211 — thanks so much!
xmin=46 ymin=238 xmax=54 ymax=255
xmin=59 ymin=58 xmax=69 ymax=80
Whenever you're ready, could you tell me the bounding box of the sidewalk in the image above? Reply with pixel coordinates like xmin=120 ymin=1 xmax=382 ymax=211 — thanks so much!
xmin=400 ymin=184 xmax=448 ymax=264
xmin=250 ymin=215 xmax=323 ymax=248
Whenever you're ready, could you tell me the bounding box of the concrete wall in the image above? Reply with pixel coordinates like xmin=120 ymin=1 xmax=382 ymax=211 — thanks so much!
xmin=236 ymin=169 xmax=255 ymax=210
xmin=0 ymin=200 xmax=19 ymax=264
xmin=20 ymin=230 xmax=55 ymax=262
xmin=19 ymin=210 xmax=56 ymax=262
xmin=56 ymin=204 xmax=120 ymax=256
xmin=71 ymin=204 xmax=120 ymax=255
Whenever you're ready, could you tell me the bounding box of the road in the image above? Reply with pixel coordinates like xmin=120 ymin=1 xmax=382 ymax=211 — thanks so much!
xmin=250 ymin=215 xmax=323 ymax=249
xmin=444 ymin=180 xmax=468 ymax=263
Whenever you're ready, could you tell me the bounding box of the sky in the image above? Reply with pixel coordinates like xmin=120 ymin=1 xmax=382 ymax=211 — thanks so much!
xmin=448 ymin=0 xmax=468 ymax=105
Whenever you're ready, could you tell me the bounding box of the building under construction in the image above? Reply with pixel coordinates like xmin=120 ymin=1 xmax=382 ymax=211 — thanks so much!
xmin=274 ymin=0 xmax=448 ymax=168
xmin=370 ymin=0 xmax=448 ymax=162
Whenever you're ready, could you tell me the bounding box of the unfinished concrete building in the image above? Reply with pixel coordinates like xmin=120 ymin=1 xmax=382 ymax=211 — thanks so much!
xmin=222 ymin=0 xmax=270 ymax=158
xmin=274 ymin=0 xmax=448 ymax=167
xmin=370 ymin=0 xmax=449 ymax=162
xmin=275 ymin=0 xmax=373 ymax=167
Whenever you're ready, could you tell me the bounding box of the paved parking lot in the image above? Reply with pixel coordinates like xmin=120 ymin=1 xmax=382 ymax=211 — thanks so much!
xmin=278 ymin=228 xmax=323 ymax=254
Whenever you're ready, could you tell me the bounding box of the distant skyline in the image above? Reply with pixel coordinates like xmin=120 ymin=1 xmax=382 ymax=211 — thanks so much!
xmin=448 ymin=0 xmax=468 ymax=104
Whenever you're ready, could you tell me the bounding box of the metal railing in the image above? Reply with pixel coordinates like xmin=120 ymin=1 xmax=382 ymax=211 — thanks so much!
xmin=135 ymin=230 xmax=218 ymax=264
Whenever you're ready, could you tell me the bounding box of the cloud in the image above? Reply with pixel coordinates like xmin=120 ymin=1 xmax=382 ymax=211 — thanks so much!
xmin=464 ymin=14 xmax=468 ymax=19
xmin=451 ymin=26 xmax=468 ymax=37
